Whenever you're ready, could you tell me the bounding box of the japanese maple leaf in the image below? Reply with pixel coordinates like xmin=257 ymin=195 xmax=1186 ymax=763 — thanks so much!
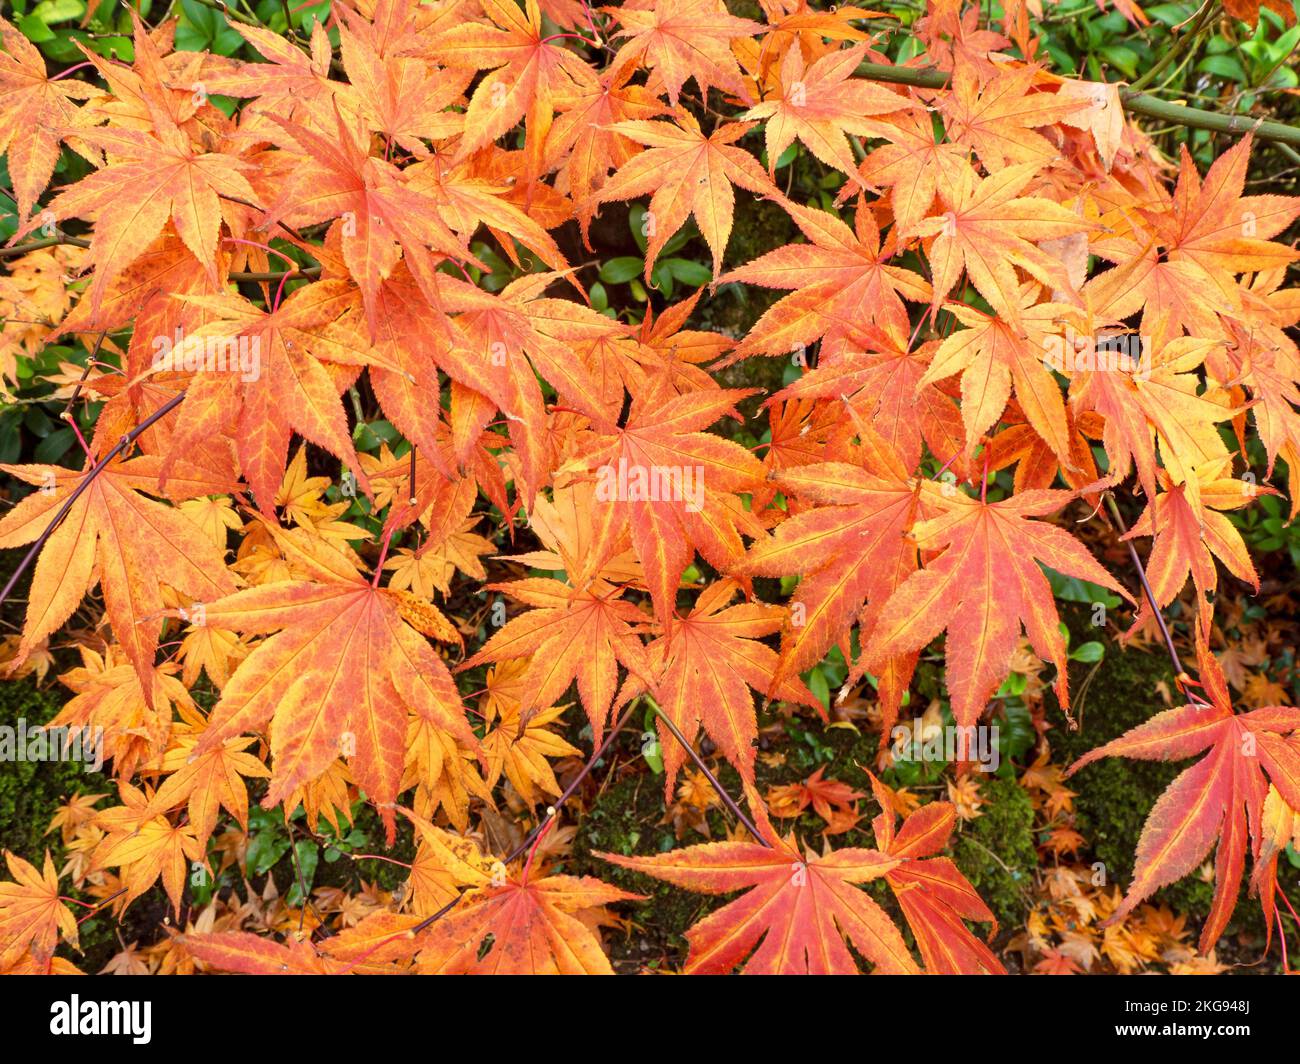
xmin=0 ymin=15 xmax=102 ymax=223
xmin=601 ymin=798 xmax=919 ymax=974
xmin=936 ymin=65 xmax=1088 ymax=172
xmin=868 ymin=781 xmax=1004 ymax=974
xmin=415 ymin=869 xmax=642 ymax=974
xmin=258 ymin=103 xmax=473 ymax=332
xmin=985 ymin=406 xmax=1100 ymax=499
xmin=191 ymin=526 xmax=479 ymax=843
xmin=18 ymin=118 xmax=258 ymax=317
xmin=1066 ymin=635 xmax=1300 ymax=953
xmin=336 ymin=18 xmax=469 ymax=158
xmin=54 ymin=228 xmax=222 ymax=342
xmin=920 ymin=284 xmax=1078 ymax=467
xmin=912 ymin=162 xmax=1092 ymax=328
xmin=743 ymin=44 xmax=913 ymax=184
xmin=0 ymin=447 xmax=238 ymax=695
xmin=1121 ymin=458 xmax=1264 ymax=640
xmin=429 ymin=0 xmax=598 ymax=179
xmin=735 ymin=423 xmax=927 ymax=735
xmin=342 ymin=261 xmax=456 ymax=475
xmin=1086 ymin=138 xmax=1300 ymax=337
xmin=0 ymin=851 xmax=78 ymax=971
xmin=1065 ymin=321 xmax=1235 ymax=507
xmin=479 ymin=662 xmax=581 ymax=807
xmin=735 ymin=0 xmax=877 ymax=89
xmin=439 ymin=271 xmax=623 ymax=501
xmin=162 ymin=280 xmax=385 ymax=515
xmin=1220 ymin=0 xmax=1297 ymax=25
xmin=193 ymin=18 xmax=339 ymax=122
xmin=47 ymin=645 xmax=196 ymax=782
xmin=90 ymin=783 xmax=203 ymax=916
xmin=620 ymin=580 xmax=819 ymax=796
xmin=1215 ymin=318 xmax=1300 ymax=519
xmin=595 ymin=112 xmax=784 ymax=282
xmin=404 ymin=155 xmax=569 ymax=272
xmin=1144 ymin=135 xmax=1300 ymax=290
xmin=849 ymin=108 xmax=972 ymax=239
xmin=461 ymin=576 xmax=653 ymax=743
xmin=544 ymin=61 xmax=668 ymax=240
xmin=770 ymin=317 xmax=966 ymax=477
xmin=864 ymin=487 xmax=1129 ymax=730
xmin=720 ymin=201 xmax=931 ymax=362
xmin=182 ymin=931 xmax=351 ymax=975
xmin=502 ymin=479 xmax=641 ymax=587
xmin=1056 ymin=78 xmax=1125 ymax=171
xmin=604 ymin=0 xmax=763 ymax=106
xmin=574 ymin=387 xmax=766 ymax=625
xmin=143 ymin=704 xmax=270 ymax=851
xmin=768 ymin=766 xmax=864 ymax=830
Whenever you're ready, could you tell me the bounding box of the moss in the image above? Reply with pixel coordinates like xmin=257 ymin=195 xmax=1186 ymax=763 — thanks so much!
xmin=0 ymin=675 xmax=124 ymax=970
xmin=0 ymin=676 xmax=91 ymax=861
xmin=1051 ymin=610 xmax=1226 ymax=918
xmin=699 ymin=196 xmax=796 ymax=348
xmin=568 ymin=768 xmax=719 ymax=970
xmin=952 ymin=777 xmax=1038 ymax=931
xmin=1050 ymin=608 xmax=1299 ymax=955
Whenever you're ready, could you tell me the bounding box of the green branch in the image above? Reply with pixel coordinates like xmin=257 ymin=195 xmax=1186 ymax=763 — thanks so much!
xmin=854 ymin=61 xmax=1300 ymax=149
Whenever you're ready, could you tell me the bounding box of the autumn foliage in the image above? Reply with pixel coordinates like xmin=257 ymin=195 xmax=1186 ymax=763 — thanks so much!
xmin=0 ymin=0 xmax=1299 ymax=976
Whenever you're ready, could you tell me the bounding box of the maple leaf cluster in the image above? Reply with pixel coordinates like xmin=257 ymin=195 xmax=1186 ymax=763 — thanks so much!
xmin=0 ymin=0 xmax=1298 ymax=976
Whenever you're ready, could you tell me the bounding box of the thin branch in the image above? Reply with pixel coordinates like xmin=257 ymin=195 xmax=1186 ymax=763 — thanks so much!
xmin=644 ymin=696 xmax=767 ymax=846
xmin=0 ymin=392 xmax=184 ymax=611
xmin=1101 ymin=492 xmax=1204 ymax=702
xmin=403 ymin=697 xmax=643 ymax=937
xmin=0 ymin=232 xmax=322 ymax=281
xmin=854 ymin=61 xmax=1300 ymax=148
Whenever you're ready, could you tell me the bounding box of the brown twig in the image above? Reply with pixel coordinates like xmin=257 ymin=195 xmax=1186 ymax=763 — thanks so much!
xmin=0 ymin=392 xmax=185 ymax=610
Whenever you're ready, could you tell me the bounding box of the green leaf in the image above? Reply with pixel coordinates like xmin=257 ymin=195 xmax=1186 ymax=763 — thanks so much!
xmin=286 ymin=842 xmax=319 ymax=906
xmin=31 ymin=0 xmax=83 ymax=24
xmin=1070 ymin=641 xmax=1105 ymax=664
xmin=1098 ymin=45 xmax=1139 ymax=79
xmin=34 ymin=427 xmax=73 ymax=465
xmin=664 ymin=258 xmax=711 ymax=286
xmin=629 ymin=204 xmax=649 ymax=252
xmin=245 ymin=830 xmax=290 ymax=878
xmin=1148 ymin=3 xmax=1195 ymax=26
xmin=598 ymin=256 xmax=643 ymax=285
xmin=1197 ymin=55 xmax=1248 ymax=82
xmin=807 ymin=665 xmax=830 ymax=711
xmin=17 ymin=14 xmax=55 ymax=41
xmin=180 ymin=0 xmax=217 ymax=35
xmin=650 ymin=260 xmax=675 ymax=298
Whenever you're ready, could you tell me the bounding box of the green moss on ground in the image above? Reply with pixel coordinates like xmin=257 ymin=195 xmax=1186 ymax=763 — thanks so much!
xmin=0 ymin=674 xmax=124 ymax=969
xmin=568 ymin=707 xmax=1036 ymax=969
xmin=1051 ymin=607 xmax=1299 ymax=958
xmin=568 ymin=766 xmax=721 ymax=971
xmin=0 ymin=676 xmax=91 ymax=861
xmin=953 ymin=777 xmax=1038 ymax=931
